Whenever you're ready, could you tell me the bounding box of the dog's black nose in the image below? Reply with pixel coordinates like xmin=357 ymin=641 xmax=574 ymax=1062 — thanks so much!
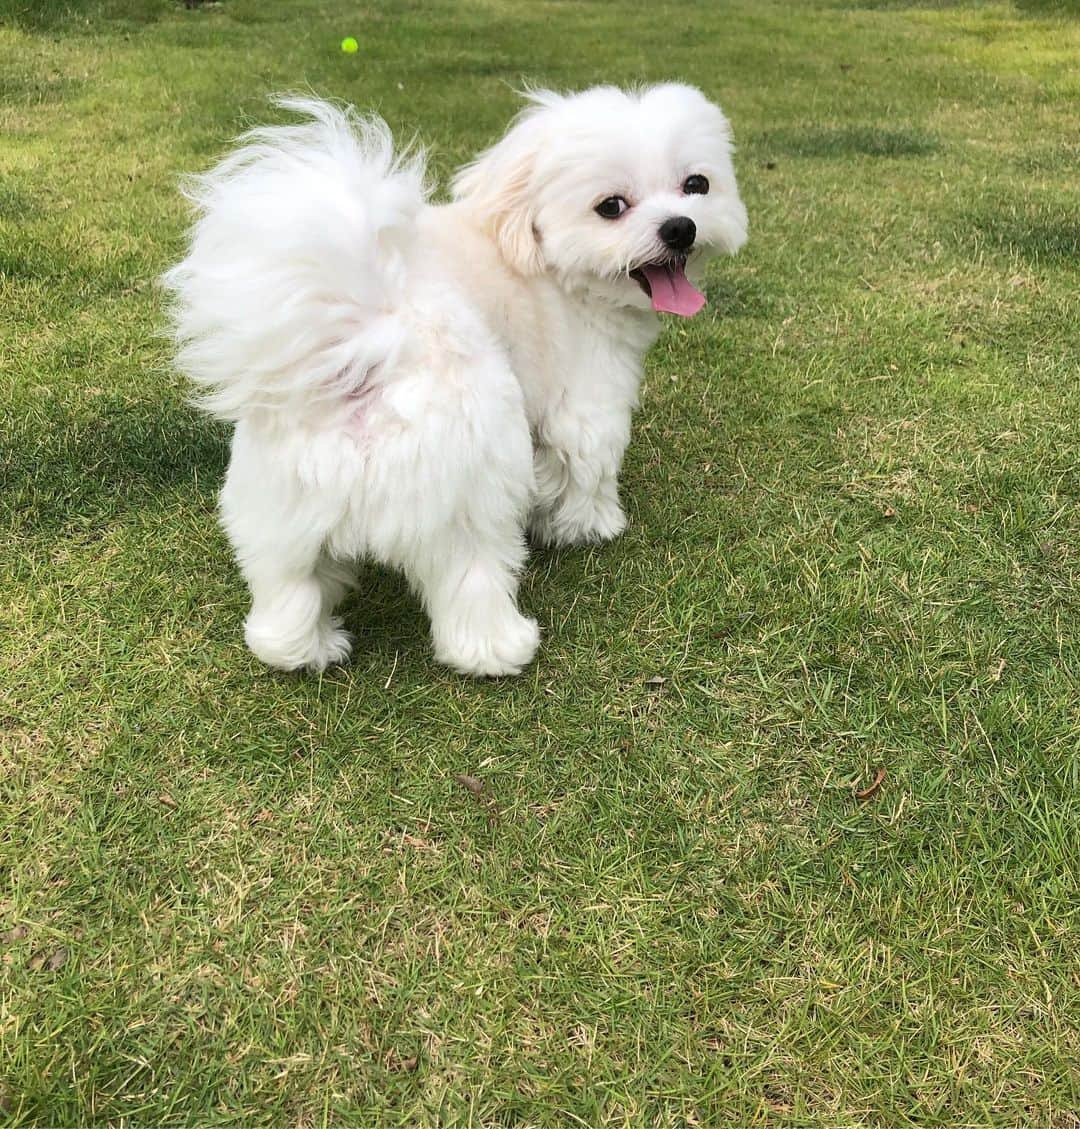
xmin=659 ymin=216 xmax=696 ymax=252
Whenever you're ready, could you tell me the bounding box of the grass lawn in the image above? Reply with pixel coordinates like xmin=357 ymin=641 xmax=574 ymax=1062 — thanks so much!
xmin=2 ymin=0 xmax=1078 ymax=1123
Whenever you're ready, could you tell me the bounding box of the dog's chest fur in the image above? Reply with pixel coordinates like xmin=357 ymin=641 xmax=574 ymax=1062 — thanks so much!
xmin=417 ymin=201 xmax=661 ymax=433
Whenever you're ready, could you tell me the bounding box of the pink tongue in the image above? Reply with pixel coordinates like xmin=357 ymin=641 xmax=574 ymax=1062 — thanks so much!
xmin=641 ymin=263 xmax=706 ymax=316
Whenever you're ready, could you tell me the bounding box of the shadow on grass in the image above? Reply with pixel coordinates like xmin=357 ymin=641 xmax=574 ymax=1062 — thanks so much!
xmin=2 ymin=396 xmax=439 ymax=665
xmin=1013 ymin=140 xmax=1080 ymax=174
xmin=0 ymin=70 xmax=85 ymax=106
xmin=822 ymin=0 xmax=973 ymax=8
xmin=2 ymin=397 xmax=227 ymax=535
xmin=0 ymin=238 xmax=155 ymax=302
xmin=827 ymin=0 xmax=1079 ymax=15
xmin=760 ymin=126 xmax=939 ymax=159
xmin=1014 ymin=0 xmax=1080 ymax=14
xmin=704 ymin=274 xmax=778 ymax=320
xmin=338 ymin=567 xmax=432 ymax=665
xmin=962 ymin=200 xmax=1079 ymax=264
xmin=0 ymin=0 xmax=172 ymax=32
xmin=0 ymin=182 xmax=41 ymax=221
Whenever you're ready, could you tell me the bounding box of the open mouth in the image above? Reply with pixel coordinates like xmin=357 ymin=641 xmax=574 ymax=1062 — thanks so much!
xmin=629 ymin=256 xmax=706 ymax=317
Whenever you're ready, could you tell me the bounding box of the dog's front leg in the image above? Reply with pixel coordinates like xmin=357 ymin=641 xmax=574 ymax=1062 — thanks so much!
xmin=529 ymin=401 xmax=631 ymax=548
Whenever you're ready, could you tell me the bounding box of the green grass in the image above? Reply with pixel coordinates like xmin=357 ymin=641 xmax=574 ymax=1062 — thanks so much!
xmin=2 ymin=0 xmax=1078 ymax=1124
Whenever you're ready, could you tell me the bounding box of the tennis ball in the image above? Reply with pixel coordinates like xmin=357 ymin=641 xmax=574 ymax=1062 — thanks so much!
xmin=341 ymin=36 xmax=359 ymax=54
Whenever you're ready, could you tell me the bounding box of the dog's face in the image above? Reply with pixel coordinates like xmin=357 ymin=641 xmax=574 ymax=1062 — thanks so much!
xmin=451 ymin=84 xmax=748 ymax=316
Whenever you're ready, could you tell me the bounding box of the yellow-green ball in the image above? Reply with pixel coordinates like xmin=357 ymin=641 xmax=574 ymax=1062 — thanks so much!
xmin=341 ymin=36 xmax=359 ymax=54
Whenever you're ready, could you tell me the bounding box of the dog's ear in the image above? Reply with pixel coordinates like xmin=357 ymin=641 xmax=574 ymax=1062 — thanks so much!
xmin=451 ymin=108 xmax=548 ymax=276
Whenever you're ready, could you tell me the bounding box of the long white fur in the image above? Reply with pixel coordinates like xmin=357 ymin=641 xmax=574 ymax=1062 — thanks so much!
xmin=164 ymin=85 xmax=747 ymax=676
xmin=164 ymin=97 xmax=425 ymax=422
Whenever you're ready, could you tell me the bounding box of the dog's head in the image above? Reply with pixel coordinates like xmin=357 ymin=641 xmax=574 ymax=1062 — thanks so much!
xmin=451 ymin=83 xmax=747 ymax=316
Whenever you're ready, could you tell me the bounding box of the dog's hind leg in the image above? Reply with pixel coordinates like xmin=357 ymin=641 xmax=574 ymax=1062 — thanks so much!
xmin=241 ymin=553 xmax=354 ymax=672
xmin=388 ymin=415 xmax=539 ymax=677
xmin=408 ymin=533 xmax=539 ymax=679
xmin=219 ymin=427 xmax=355 ymax=672
xmin=359 ymin=335 xmax=540 ymax=678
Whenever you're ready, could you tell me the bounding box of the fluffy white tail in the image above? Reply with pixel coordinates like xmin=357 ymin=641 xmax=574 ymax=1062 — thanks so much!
xmin=162 ymin=96 xmax=427 ymax=421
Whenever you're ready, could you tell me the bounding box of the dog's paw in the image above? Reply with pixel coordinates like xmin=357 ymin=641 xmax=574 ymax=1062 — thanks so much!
xmin=530 ymin=495 xmax=627 ymax=548
xmin=307 ymin=620 xmax=354 ymax=670
xmin=433 ymin=611 xmax=540 ymax=678
xmin=246 ymin=614 xmax=353 ymax=672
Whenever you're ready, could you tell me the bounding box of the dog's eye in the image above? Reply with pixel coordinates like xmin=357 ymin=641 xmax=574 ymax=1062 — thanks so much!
xmin=682 ymin=174 xmax=709 ymax=195
xmin=595 ymin=196 xmax=629 ymax=219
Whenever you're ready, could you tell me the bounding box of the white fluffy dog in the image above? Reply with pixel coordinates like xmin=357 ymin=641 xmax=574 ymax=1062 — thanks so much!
xmin=164 ymin=84 xmax=747 ymax=677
